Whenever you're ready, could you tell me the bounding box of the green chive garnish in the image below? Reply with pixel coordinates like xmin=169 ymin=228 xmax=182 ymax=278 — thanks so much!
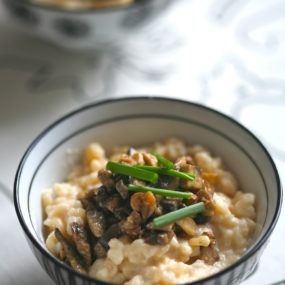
xmin=151 ymin=150 xmax=174 ymax=169
xmin=106 ymin=161 xmax=158 ymax=183
xmin=134 ymin=165 xmax=195 ymax=181
xmin=153 ymin=202 xmax=206 ymax=227
xmin=128 ymin=184 xmax=191 ymax=199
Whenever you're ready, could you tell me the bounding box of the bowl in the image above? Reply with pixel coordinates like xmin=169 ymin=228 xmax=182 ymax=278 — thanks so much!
xmin=14 ymin=96 xmax=282 ymax=285
xmin=3 ymin=0 xmax=171 ymax=50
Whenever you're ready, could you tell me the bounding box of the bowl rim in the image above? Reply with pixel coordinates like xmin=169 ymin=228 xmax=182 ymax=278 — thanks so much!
xmin=8 ymin=0 xmax=161 ymax=14
xmin=14 ymin=95 xmax=283 ymax=285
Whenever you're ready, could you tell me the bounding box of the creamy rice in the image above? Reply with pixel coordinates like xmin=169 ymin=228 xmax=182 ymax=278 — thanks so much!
xmin=42 ymin=138 xmax=256 ymax=284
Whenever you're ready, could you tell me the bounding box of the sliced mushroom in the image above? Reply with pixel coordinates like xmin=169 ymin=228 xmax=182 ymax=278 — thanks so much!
xmin=160 ymin=197 xmax=182 ymax=213
xmin=114 ymin=173 xmax=133 ymax=185
xmin=93 ymin=223 xmax=122 ymax=258
xmin=86 ymin=208 xmax=107 ymax=238
xmin=158 ymin=175 xmax=172 ymax=189
xmin=98 ymin=169 xmax=115 ymax=190
xmin=99 ymin=194 xmax=122 ymax=214
xmin=166 ymin=177 xmax=180 ymax=190
xmin=143 ymin=222 xmax=174 ymax=245
xmin=79 ymin=187 xmax=96 ymax=209
xmin=71 ymin=223 xmax=92 ymax=266
xmin=143 ymin=230 xmax=174 ymax=245
xmin=120 ymin=210 xmax=142 ymax=239
xmin=115 ymin=179 xmax=129 ymax=200
xmin=93 ymin=241 xmax=108 ymax=258
xmin=95 ymin=186 xmax=110 ymax=203
xmin=101 ymin=223 xmax=122 ymax=242
xmin=54 ymin=228 xmax=87 ymax=274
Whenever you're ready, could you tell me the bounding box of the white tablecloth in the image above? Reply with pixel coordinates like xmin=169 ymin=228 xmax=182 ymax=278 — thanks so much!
xmin=0 ymin=0 xmax=284 ymax=284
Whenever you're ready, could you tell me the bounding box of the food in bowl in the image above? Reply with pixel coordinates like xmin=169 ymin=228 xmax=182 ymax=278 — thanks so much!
xmin=29 ymin=0 xmax=135 ymax=10
xmin=42 ymin=137 xmax=256 ymax=284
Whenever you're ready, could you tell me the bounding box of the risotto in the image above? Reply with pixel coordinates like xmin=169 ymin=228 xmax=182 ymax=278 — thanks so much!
xmin=42 ymin=138 xmax=256 ymax=284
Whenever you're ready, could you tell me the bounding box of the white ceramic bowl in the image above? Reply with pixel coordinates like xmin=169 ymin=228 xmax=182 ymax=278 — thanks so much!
xmin=14 ymin=96 xmax=282 ymax=285
xmin=3 ymin=0 xmax=171 ymax=50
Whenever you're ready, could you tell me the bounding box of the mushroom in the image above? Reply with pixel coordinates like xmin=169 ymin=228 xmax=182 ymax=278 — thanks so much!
xmin=54 ymin=228 xmax=87 ymax=274
xmin=130 ymin=191 xmax=156 ymax=221
xmin=86 ymin=208 xmax=107 ymax=238
xmin=71 ymin=222 xmax=92 ymax=266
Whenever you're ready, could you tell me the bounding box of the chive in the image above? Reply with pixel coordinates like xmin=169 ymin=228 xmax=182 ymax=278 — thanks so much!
xmin=151 ymin=150 xmax=174 ymax=169
xmin=106 ymin=161 xmax=158 ymax=183
xmin=128 ymin=184 xmax=191 ymax=199
xmin=134 ymin=165 xmax=195 ymax=181
xmin=153 ymin=202 xmax=206 ymax=227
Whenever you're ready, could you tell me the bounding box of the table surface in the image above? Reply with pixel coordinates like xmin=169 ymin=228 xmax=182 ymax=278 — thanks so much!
xmin=0 ymin=0 xmax=284 ymax=284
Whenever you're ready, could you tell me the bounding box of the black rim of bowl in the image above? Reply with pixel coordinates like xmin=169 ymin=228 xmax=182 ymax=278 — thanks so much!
xmin=8 ymin=0 xmax=163 ymax=14
xmin=14 ymin=96 xmax=283 ymax=285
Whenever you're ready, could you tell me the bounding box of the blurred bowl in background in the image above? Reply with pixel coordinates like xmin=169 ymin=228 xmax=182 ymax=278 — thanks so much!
xmin=2 ymin=0 xmax=172 ymax=50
